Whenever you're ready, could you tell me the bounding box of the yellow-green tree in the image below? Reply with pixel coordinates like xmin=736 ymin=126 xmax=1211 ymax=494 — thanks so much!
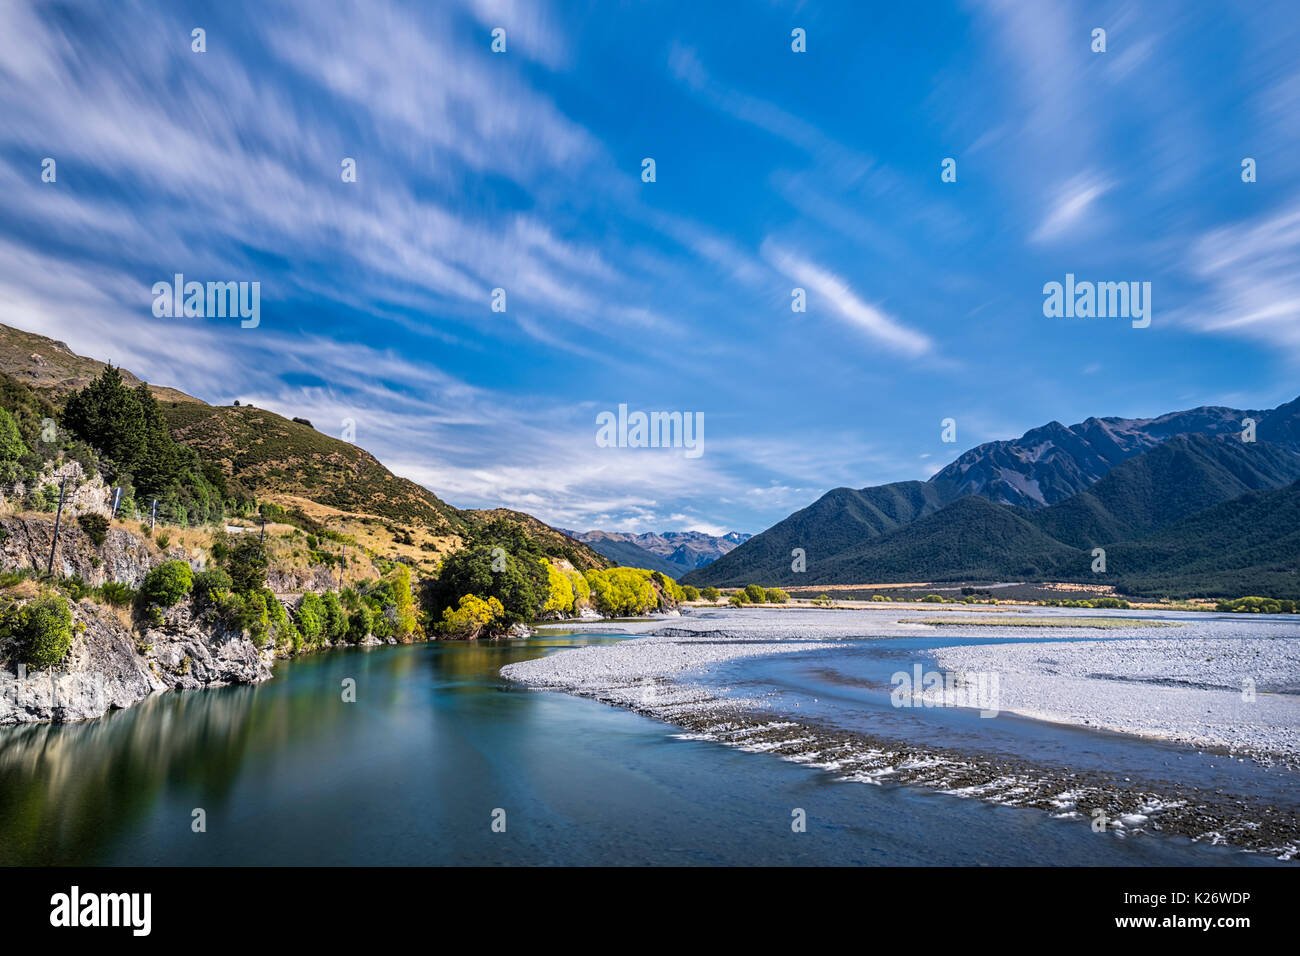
xmin=383 ymin=563 xmax=420 ymax=640
xmin=539 ymin=560 xmax=575 ymax=617
xmin=437 ymin=594 xmax=506 ymax=639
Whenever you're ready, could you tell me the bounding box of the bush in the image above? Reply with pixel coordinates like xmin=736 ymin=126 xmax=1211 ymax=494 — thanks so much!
xmin=95 ymin=581 xmax=136 ymax=607
xmin=681 ymin=585 xmax=700 ymax=601
xmin=223 ymin=535 xmax=268 ymax=594
xmin=700 ymin=587 xmax=720 ymax=603
xmin=192 ymin=567 xmax=233 ymax=607
xmin=77 ymin=512 xmax=110 ymax=547
xmin=347 ymin=604 xmax=373 ymax=644
xmin=296 ymin=592 xmax=325 ymax=646
xmin=3 ymin=594 xmax=74 ymax=668
xmin=322 ymin=591 xmax=346 ymax=641
xmin=436 ymin=594 xmax=506 ymax=640
xmin=764 ymin=587 xmax=790 ymax=604
xmin=743 ymin=584 xmax=768 ymax=604
xmin=139 ymin=560 xmax=194 ymax=607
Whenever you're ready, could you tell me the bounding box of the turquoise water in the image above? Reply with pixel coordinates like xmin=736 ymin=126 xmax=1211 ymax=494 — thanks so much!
xmin=0 ymin=633 xmax=1274 ymax=865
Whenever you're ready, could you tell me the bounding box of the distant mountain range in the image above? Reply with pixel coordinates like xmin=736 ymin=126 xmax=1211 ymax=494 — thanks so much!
xmin=684 ymin=396 xmax=1300 ymax=599
xmin=562 ymin=529 xmax=750 ymax=577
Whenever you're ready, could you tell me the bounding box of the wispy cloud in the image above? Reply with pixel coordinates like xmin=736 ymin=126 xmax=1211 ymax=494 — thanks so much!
xmin=761 ymin=241 xmax=934 ymax=357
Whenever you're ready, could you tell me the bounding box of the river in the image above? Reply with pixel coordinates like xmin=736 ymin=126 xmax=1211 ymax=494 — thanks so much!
xmin=0 ymin=629 xmax=1275 ymax=865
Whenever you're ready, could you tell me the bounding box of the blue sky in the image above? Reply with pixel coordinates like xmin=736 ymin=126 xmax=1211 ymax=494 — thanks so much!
xmin=2 ymin=0 xmax=1299 ymax=535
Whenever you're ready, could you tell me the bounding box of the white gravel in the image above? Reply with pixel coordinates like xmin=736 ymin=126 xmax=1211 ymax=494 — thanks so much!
xmin=929 ymin=634 xmax=1300 ymax=759
xmin=511 ymin=605 xmax=1300 ymax=760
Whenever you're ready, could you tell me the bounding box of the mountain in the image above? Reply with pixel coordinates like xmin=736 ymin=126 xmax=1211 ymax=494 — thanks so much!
xmin=1058 ymin=480 xmax=1300 ymax=599
xmin=686 ymin=394 xmax=1300 ymax=592
xmin=564 ymin=529 xmax=751 ymax=577
xmin=929 ymin=405 xmax=1256 ymax=509
xmin=821 ymin=495 xmax=1078 ymax=584
xmin=1029 ymin=433 xmax=1300 ymax=549
xmin=0 ymin=322 xmax=609 ymax=575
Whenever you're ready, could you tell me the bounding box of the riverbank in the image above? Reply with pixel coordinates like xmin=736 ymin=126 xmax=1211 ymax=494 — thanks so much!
xmin=502 ymin=606 xmax=1300 ymax=859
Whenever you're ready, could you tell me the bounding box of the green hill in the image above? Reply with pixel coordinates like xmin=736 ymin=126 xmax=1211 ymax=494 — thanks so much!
xmin=1055 ymin=481 xmax=1300 ymax=599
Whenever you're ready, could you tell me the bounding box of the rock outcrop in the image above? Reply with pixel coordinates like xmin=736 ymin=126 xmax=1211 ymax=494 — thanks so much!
xmin=0 ymin=600 xmax=271 ymax=724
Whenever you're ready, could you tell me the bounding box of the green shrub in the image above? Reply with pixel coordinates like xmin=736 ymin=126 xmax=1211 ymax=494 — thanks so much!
xmin=95 ymin=581 xmax=136 ymax=607
xmin=2 ymin=594 xmax=74 ymax=668
xmin=224 ymin=535 xmax=269 ymax=594
xmin=743 ymin=584 xmax=767 ymax=604
xmin=77 ymin=512 xmax=110 ymax=547
xmin=139 ymin=560 xmax=194 ymax=607
xmin=296 ymin=592 xmax=325 ymax=646
xmin=322 ymin=591 xmax=346 ymax=642
xmin=347 ymin=604 xmax=373 ymax=644
xmin=681 ymin=585 xmax=700 ymax=601
xmin=700 ymin=587 xmax=720 ymax=603
xmin=191 ymin=567 xmax=233 ymax=607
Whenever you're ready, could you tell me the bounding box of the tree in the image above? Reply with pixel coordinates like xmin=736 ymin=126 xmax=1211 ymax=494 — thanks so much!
xmin=224 ymin=535 xmax=269 ymax=593
xmin=764 ymin=587 xmax=789 ymax=604
xmin=585 ymin=568 xmax=658 ymax=616
xmin=0 ymin=407 xmax=26 ymax=463
xmin=743 ymin=584 xmax=768 ymax=604
xmin=322 ymin=591 xmax=347 ymax=641
xmin=61 ymin=366 xmax=146 ymax=473
xmin=346 ymin=604 xmax=373 ymax=643
xmin=436 ymin=594 xmax=505 ymax=640
xmin=700 ymin=587 xmax=720 ymax=603
xmin=681 ymin=585 xmax=700 ymax=601
xmin=568 ymin=570 xmax=592 ymax=609
xmin=427 ymin=545 xmax=542 ymax=624
xmin=297 ymin=592 xmax=325 ymax=646
xmin=539 ymin=559 xmax=575 ymax=617
xmin=2 ymin=594 xmax=74 ymax=668
xmin=139 ymin=560 xmax=194 ymax=607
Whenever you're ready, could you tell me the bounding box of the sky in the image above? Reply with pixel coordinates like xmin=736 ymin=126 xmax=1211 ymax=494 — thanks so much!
xmin=1 ymin=0 xmax=1299 ymax=536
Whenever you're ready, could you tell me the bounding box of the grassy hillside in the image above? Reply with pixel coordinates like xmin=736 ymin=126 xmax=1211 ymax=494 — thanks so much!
xmin=0 ymin=322 xmax=608 ymax=576
xmin=162 ymin=401 xmax=465 ymax=534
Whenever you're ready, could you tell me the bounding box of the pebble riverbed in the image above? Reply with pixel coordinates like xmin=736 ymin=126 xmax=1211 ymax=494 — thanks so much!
xmin=502 ymin=605 xmax=1300 ymax=859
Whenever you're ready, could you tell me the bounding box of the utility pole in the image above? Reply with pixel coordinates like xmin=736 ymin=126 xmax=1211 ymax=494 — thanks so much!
xmin=150 ymin=498 xmax=157 ymax=532
xmin=110 ymin=486 xmax=121 ymax=519
xmin=46 ymin=474 xmax=67 ymax=576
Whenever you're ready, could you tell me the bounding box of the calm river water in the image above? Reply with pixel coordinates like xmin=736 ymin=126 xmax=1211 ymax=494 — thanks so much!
xmin=0 ymin=631 xmax=1274 ymax=865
